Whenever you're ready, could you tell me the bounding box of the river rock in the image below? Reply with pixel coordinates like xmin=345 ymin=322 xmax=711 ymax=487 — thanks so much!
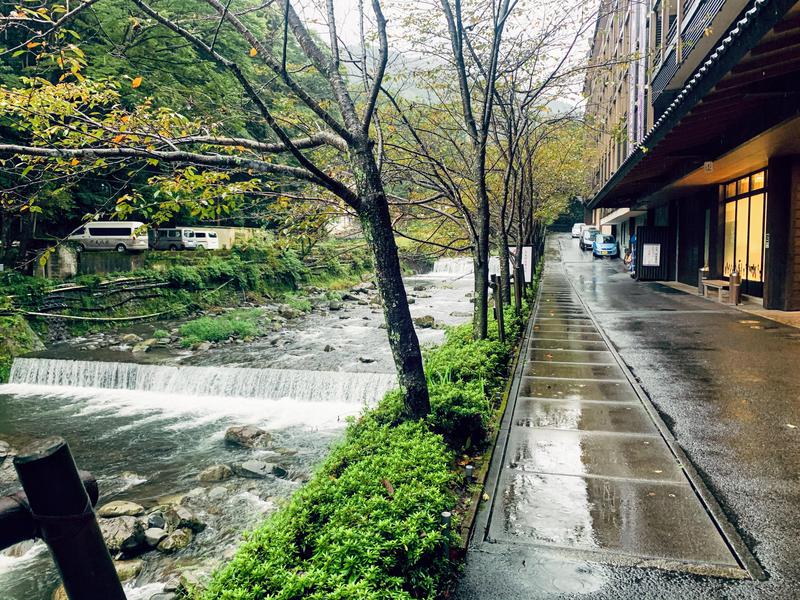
xmin=97 ymin=500 xmax=145 ymax=518
xmin=235 ymin=460 xmax=273 ymax=479
xmin=234 ymin=460 xmax=288 ymax=479
xmin=413 ymin=315 xmax=435 ymax=328
xmin=114 ymin=558 xmax=144 ymax=581
xmin=149 ymin=594 xmax=176 ymax=600
xmin=328 ymin=300 xmax=343 ymax=311
xmin=157 ymin=528 xmax=193 ymax=553
xmin=120 ymin=333 xmax=143 ymax=344
xmin=99 ymin=516 xmax=146 ymax=554
xmin=148 ymin=511 xmax=166 ymax=529
xmin=450 ymin=311 xmax=472 ymax=318
xmin=278 ymin=305 xmax=303 ymax=319
xmin=145 ymin=528 xmax=168 ymax=548
xmin=224 ymin=425 xmax=272 ymax=449
xmin=52 ymin=584 xmax=68 ymax=600
xmin=164 ymin=505 xmax=205 ymax=533
xmin=198 ymin=464 xmax=233 ymax=482
xmin=341 ymin=293 xmax=359 ymax=301
xmin=324 ymin=344 xmax=335 ymax=352
xmin=194 ymin=341 xmax=212 ymax=351
xmin=358 ymin=356 xmax=376 ymax=363
xmin=407 ymin=297 xmax=416 ymax=304
xmin=208 ymin=486 xmax=228 ymax=502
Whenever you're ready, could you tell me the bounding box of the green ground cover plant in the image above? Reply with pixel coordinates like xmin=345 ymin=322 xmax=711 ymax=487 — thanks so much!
xmin=198 ymin=274 xmax=538 ymax=600
xmin=179 ymin=309 xmax=262 ymax=346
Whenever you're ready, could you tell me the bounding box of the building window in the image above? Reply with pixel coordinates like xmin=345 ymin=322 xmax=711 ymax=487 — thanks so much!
xmin=721 ymin=170 xmax=768 ymax=289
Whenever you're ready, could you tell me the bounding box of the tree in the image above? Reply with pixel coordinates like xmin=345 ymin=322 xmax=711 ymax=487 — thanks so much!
xmin=0 ymin=0 xmax=431 ymax=418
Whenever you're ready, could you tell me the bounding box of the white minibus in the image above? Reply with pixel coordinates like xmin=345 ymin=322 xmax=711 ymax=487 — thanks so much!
xmin=148 ymin=228 xmax=198 ymax=251
xmin=68 ymin=221 xmax=148 ymax=253
xmin=193 ymin=230 xmax=219 ymax=250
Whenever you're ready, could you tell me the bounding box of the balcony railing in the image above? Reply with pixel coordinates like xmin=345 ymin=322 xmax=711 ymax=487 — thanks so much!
xmin=651 ymin=0 xmax=727 ymax=101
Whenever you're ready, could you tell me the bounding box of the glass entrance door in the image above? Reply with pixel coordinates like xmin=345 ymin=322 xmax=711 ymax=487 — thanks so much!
xmin=722 ymin=171 xmax=767 ymax=296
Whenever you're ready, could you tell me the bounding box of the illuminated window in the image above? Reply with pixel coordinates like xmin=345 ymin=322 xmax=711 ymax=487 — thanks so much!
xmin=720 ymin=169 xmax=768 ymax=289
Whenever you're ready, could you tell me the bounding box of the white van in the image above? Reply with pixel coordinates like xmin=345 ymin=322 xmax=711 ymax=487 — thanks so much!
xmin=148 ymin=228 xmax=198 ymax=251
xmin=193 ymin=230 xmax=219 ymax=250
xmin=68 ymin=221 xmax=148 ymax=253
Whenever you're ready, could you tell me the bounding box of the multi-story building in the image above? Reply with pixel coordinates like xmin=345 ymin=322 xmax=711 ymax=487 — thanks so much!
xmin=584 ymin=0 xmax=800 ymax=310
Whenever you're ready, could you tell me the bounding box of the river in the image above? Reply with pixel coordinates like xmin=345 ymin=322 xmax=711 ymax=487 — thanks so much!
xmin=0 ymin=259 xmax=475 ymax=600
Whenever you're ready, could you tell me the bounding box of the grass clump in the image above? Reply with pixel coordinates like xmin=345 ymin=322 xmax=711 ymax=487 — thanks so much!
xmin=179 ymin=309 xmax=261 ymax=347
xmin=153 ymin=329 xmax=169 ymax=340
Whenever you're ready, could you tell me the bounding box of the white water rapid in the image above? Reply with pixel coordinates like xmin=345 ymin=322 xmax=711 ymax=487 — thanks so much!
xmin=9 ymin=358 xmax=396 ymax=405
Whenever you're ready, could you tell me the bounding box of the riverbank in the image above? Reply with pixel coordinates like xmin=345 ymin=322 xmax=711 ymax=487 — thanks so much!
xmin=0 ymin=238 xmax=386 ymax=381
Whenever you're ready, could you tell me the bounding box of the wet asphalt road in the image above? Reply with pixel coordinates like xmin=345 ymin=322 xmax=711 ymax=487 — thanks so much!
xmin=455 ymin=234 xmax=800 ymax=599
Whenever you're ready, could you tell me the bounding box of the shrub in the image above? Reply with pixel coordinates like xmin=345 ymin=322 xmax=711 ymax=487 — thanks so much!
xmin=153 ymin=329 xmax=169 ymax=339
xmin=165 ymin=265 xmax=204 ymax=291
xmin=201 ymin=418 xmax=455 ymax=600
xmin=179 ymin=310 xmax=260 ymax=346
xmin=285 ymin=294 xmax=312 ymax=312
xmin=428 ymin=379 xmax=491 ymax=450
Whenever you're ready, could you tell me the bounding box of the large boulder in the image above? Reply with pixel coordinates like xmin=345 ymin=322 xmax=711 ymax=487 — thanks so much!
xmin=97 ymin=500 xmax=145 ymax=518
xmin=99 ymin=516 xmax=146 ymax=554
xmin=197 ymin=464 xmax=233 ymax=482
xmin=120 ymin=333 xmax=143 ymax=344
xmin=224 ymin=425 xmax=272 ymax=449
xmin=157 ymin=528 xmax=193 ymax=553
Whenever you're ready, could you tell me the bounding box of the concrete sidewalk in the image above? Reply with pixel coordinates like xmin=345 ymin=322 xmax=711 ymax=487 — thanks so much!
xmin=455 ymin=234 xmax=800 ymax=599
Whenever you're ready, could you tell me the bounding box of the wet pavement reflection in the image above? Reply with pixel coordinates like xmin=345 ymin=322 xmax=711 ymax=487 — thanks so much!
xmin=457 ymin=235 xmax=760 ymax=599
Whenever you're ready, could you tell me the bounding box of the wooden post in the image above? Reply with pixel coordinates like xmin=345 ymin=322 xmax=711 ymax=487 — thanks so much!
xmin=13 ymin=438 xmax=126 ymax=600
xmin=0 ymin=471 xmax=98 ymax=551
xmin=514 ymin=265 xmax=524 ymax=314
xmin=491 ymin=274 xmax=506 ymax=344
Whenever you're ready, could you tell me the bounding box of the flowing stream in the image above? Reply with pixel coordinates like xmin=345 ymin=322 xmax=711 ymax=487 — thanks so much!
xmin=0 ymin=259 xmax=476 ymax=600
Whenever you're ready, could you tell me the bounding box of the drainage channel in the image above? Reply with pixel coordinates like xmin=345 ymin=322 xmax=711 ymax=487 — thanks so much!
xmin=482 ymin=264 xmax=761 ymax=579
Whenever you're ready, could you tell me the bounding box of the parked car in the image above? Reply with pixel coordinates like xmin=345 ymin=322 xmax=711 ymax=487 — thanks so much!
xmin=68 ymin=221 xmax=148 ymax=253
xmin=149 ymin=228 xmax=198 ymax=251
xmin=193 ymin=230 xmax=219 ymax=250
xmin=571 ymin=223 xmax=585 ymax=238
xmin=592 ymin=234 xmax=619 ymax=258
xmin=579 ymin=227 xmax=599 ymax=250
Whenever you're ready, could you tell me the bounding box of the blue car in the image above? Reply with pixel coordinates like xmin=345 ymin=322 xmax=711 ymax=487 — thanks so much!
xmin=592 ymin=234 xmax=619 ymax=258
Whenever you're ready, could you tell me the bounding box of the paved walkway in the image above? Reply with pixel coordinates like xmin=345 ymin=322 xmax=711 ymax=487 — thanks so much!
xmin=456 ymin=234 xmax=800 ymax=599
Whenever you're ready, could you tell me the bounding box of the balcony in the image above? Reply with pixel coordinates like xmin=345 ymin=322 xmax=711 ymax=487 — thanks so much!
xmin=651 ymin=0 xmax=728 ymax=103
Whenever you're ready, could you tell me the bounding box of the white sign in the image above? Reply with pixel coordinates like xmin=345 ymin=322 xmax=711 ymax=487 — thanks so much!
xmin=642 ymin=243 xmax=661 ymax=267
xmin=507 ymin=246 xmax=533 ymax=283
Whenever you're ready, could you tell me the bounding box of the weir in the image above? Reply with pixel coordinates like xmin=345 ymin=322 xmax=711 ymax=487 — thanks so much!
xmin=8 ymin=358 xmax=397 ymax=405
xmin=431 ymin=256 xmax=501 ymax=276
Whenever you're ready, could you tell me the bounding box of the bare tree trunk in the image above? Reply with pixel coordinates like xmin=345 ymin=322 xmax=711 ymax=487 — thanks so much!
xmin=499 ymin=228 xmax=511 ymax=304
xmin=355 ymin=148 xmax=430 ymax=419
xmin=473 ymin=170 xmax=491 ymax=339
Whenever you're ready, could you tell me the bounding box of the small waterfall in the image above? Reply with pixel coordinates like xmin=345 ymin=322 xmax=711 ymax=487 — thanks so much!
xmin=431 ymin=257 xmax=473 ymax=276
xmin=8 ymin=358 xmax=396 ymax=404
xmin=431 ymin=256 xmax=503 ymax=276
